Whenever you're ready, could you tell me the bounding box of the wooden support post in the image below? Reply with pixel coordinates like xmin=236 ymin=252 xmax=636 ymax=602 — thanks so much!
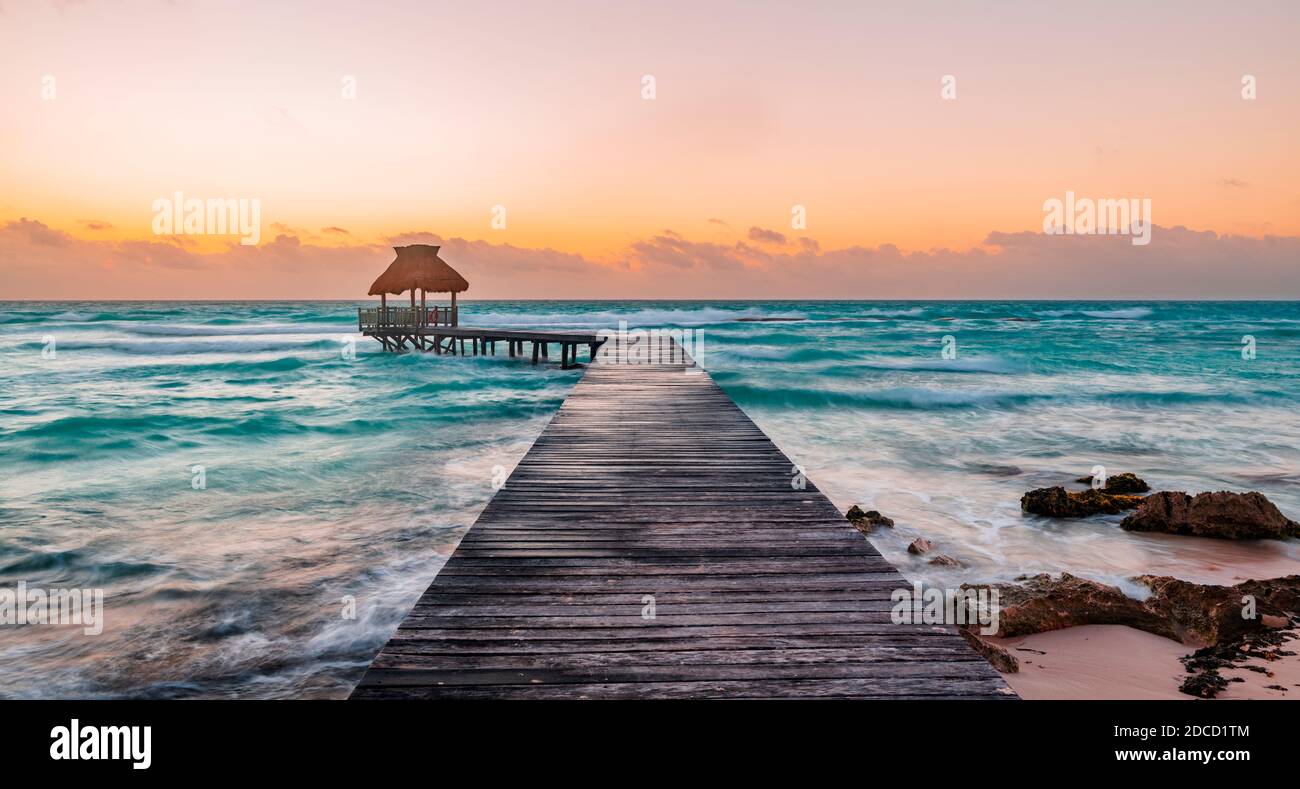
xmin=561 ymin=343 xmax=569 ymax=368
xmin=532 ymin=342 xmax=539 ymax=365
xmin=541 ymin=343 xmax=548 ymax=359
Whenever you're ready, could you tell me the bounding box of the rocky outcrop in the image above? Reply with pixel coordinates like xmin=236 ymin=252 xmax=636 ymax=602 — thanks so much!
xmin=961 ymin=572 xmax=1300 ymax=686
xmin=962 ymin=572 xmax=1299 ymax=644
xmin=907 ymin=538 xmax=933 ymax=555
xmin=1020 ymin=487 xmax=1144 ymax=518
xmin=1136 ymin=575 xmax=1292 ymax=646
xmin=961 ymin=573 xmax=1171 ymax=639
xmin=1121 ymin=491 xmax=1300 ymax=540
xmin=959 ymin=629 xmax=1019 ymax=673
xmin=845 ymin=505 xmax=894 ymax=534
xmin=1074 ymin=472 xmax=1150 ymax=494
xmin=1234 ymin=575 xmax=1300 ymax=614
xmin=929 ymin=554 xmax=962 ymax=567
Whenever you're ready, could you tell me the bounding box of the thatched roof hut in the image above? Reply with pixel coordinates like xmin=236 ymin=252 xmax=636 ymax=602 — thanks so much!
xmin=367 ymin=244 xmax=468 ymax=327
xmin=368 ymin=245 xmax=468 ymax=296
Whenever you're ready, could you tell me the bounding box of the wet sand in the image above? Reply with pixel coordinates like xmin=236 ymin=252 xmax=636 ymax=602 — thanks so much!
xmin=992 ymin=625 xmax=1190 ymax=700
xmin=991 ymin=623 xmax=1300 ymax=700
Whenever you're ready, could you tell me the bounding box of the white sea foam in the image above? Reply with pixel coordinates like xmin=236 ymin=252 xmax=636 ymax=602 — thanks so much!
xmin=118 ymin=322 xmax=344 ymax=337
xmin=466 ymin=306 xmax=804 ymax=329
xmin=49 ymin=337 xmax=339 ymax=355
xmin=855 ymin=356 xmax=1025 ymax=374
xmin=1037 ymin=306 xmax=1153 ymax=319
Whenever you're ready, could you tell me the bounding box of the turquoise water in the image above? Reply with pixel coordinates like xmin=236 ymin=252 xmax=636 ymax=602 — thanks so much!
xmin=2 ymin=300 xmax=1300 ymax=698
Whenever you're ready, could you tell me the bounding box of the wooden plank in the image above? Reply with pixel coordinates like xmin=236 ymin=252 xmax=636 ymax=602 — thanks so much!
xmin=350 ymin=357 xmax=1013 ymax=699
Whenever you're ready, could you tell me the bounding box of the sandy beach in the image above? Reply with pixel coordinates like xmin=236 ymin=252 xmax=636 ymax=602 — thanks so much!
xmin=993 ymin=623 xmax=1300 ymax=700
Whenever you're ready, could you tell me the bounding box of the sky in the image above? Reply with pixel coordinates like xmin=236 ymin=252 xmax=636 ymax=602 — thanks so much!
xmin=1 ymin=0 xmax=1298 ymax=299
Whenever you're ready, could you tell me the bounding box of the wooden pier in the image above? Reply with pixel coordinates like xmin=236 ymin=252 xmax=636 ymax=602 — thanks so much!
xmin=359 ymin=309 xmax=605 ymax=369
xmin=350 ymin=356 xmax=1012 ymax=699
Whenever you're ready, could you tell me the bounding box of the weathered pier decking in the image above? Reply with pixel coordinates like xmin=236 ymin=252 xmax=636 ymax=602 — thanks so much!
xmin=351 ymin=357 xmax=1012 ymax=699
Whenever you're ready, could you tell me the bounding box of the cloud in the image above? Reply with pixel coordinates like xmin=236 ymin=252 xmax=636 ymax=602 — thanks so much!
xmin=1 ymin=219 xmax=1298 ymax=300
xmin=747 ymin=226 xmax=787 ymax=245
xmin=4 ymin=218 xmax=68 ymax=246
xmin=77 ymin=219 xmax=114 ymax=231
xmin=629 ymin=233 xmax=755 ymax=272
xmin=1220 ymin=177 xmax=1248 ymax=189
xmin=321 ymin=226 xmax=351 ymax=235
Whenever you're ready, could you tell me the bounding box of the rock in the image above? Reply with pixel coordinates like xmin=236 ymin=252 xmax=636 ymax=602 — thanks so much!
xmin=1136 ymin=574 xmax=1299 ymax=646
xmin=845 ymin=505 xmax=894 ymax=534
xmin=929 ymin=554 xmax=962 ymax=567
xmin=1074 ymin=472 xmax=1150 ymax=494
xmin=1234 ymin=575 xmax=1300 ymax=614
xmin=1121 ymin=491 xmax=1300 ymax=540
xmin=907 ymin=538 xmax=933 ymax=555
xmin=964 ymin=572 xmax=1300 ymax=645
xmin=961 ymin=573 xmax=1172 ymax=639
xmin=1227 ymin=574 xmax=1300 ymax=618
xmin=1020 ymin=486 xmax=1144 ymax=518
xmin=962 ymin=573 xmax=1300 ymax=696
xmin=958 ymin=629 xmax=1019 ymax=673
xmin=1136 ymin=576 xmax=1284 ymax=646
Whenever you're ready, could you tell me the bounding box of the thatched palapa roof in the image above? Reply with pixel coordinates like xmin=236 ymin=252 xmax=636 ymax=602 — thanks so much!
xmin=367 ymin=245 xmax=469 ymax=296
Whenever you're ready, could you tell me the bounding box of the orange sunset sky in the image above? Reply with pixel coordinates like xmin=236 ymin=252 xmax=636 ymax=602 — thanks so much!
xmin=1 ymin=0 xmax=1298 ymax=299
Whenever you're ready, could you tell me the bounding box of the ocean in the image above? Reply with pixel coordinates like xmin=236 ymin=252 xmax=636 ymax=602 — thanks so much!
xmin=2 ymin=300 xmax=1299 ymax=698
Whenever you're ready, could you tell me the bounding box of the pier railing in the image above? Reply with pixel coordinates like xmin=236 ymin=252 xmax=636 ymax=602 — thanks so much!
xmin=358 ymin=307 xmax=456 ymax=331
